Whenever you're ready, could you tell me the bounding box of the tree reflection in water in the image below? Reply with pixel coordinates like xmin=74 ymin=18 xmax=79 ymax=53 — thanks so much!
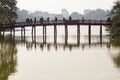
xmin=110 ymin=37 xmax=120 ymax=68
xmin=0 ymin=35 xmax=17 ymax=80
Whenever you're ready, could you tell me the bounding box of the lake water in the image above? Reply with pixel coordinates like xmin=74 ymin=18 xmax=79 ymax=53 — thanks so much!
xmin=0 ymin=25 xmax=120 ymax=80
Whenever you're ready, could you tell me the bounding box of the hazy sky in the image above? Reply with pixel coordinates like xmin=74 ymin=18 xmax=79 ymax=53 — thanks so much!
xmin=17 ymin=0 xmax=116 ymax=14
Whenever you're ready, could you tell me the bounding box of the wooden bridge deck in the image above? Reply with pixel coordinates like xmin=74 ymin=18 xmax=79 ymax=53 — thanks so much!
xmin=1 ymin=19 xmax=111 ymax=29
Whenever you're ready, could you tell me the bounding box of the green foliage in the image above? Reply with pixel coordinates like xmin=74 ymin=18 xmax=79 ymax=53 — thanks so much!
xmin=0 ymin=0 xmax=17 ymax=23
xmin=107 ymin=0 xmax=120 ymax=37
xmin=0 ymin=35 xmax=17 ymax=80
xmin=110 ymin=37 xmax=120 ymax=47
xmin=113 ymin=54 xmax=120 ymax=68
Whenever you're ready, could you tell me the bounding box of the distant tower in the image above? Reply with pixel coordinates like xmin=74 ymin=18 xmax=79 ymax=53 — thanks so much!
xmin=62 ymin=9 xmax=69 ymax=18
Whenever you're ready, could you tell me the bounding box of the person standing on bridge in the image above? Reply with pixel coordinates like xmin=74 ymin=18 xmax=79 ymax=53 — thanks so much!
xmin=55 ymin=17 xmax=58 ymax=23
xmin=34 ymin=18 xmax=36 ymax=24
xmin=82 ymin=17 xmax=84 ymax=23
xmin=40 ymin=17 xmax=43 ymax=23
xmin=63 ymin=17 xmax=65 ymax=21
xmin=47 ymin=17 xmax=50 ymax=23
xmin=26 ymin=18 xmax=29 ymax=23
xmin=69 ymin=16 xmax=72 ymax=20
xmin=107 ymin=17 xmax=111 ymax=23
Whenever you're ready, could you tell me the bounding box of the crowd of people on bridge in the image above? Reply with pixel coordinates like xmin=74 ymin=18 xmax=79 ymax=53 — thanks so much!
xmin=25 ymin=16 xmax=73 ymax=23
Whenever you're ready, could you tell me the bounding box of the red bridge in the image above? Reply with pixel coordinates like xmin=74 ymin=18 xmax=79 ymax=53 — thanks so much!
xmin=0 ymin=19 xmax=111 ymax=44
xmin=1 ymin=19 xmax=111 ymax=28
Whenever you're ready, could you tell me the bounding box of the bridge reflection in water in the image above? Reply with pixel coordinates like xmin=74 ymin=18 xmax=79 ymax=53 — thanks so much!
xmin=4 ymin=34 xmax=111 ymax=51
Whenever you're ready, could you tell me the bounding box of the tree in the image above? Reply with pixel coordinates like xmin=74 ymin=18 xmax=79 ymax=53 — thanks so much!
xmin=108 ymin=0 xmax=120 ymax=35
xmin=111 ymin=0 xmax=120 ymax=25
xmin=0 ymin=0 xmax=17 ymax=23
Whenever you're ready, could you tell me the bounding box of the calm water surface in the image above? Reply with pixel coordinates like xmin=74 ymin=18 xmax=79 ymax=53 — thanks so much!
xmin=0 ymin=26 xmax=120 ymax=80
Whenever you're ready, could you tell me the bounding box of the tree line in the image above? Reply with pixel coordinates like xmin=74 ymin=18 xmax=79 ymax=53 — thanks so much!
xmin=16 ymin=8 xmax=109 ymax=22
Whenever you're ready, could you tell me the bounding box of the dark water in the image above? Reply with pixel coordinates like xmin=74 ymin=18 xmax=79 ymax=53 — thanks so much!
xmin=0 ymin=26 xmax=120 ymax=80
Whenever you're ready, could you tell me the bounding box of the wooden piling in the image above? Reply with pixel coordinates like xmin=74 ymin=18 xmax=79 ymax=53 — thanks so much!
xmin=31 ymin=27 xmax=33 ymax=35
xmin=13 ymin=28 xmax=15 ymax=36
xmin=43 ymin=25 xmax=46 ymax=43
xmin=100 ymin=25 xmax=102 ymax=44
xmin=54 ymin=25 xmax=57 ymax=44
xmin=88 ymin=24 xmax=91 ymax=44
xmin=65 ymin=24 xmax=68 ymax=44
xmin=77 ymin=25 xmax=80 ymax=45
xmin=24 ymin=27 xmax=25 ymax=36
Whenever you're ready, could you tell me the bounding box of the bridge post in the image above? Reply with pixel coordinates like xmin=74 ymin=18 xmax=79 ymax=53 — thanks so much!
xmin=65 ymin=24 xmax=68 ymax=44
xmin=0 ymin=28 xmax=1 ymax=35
xmin=34 ymin=26 xmax=36 ymax=41
xmin=88 ymin=24 xmax=91 ymax=44
xmin=0 ymin=28 xmax=1 ymax=36
xmin=54 ymin=25 xmax=57 ymax=44
xmin=44 ymin=25 xmax=46 ymax=43
xmin=10 ymin=28 xmax=12 ymax=35
xmin=13 ymin=28 xmax=15 ymax=36
xmin=100 ymin=25 xmax=102 ymax=44
xmin=31 ymin=27 xmax=33 ymax=36
xmin=43 ymin=25 xmax=46 ymax=43
xmin=24 ymin=27 xmax=25 ymax=37
xmin=3 ymin=29 xmax=4 ymax=37
xmin=43 ymin=26 xmax=44 ymax=43
xmin=77 ymin=24 xmax=80 ymax=45
xmin=21 ymin=27 xmax=23 ymax=37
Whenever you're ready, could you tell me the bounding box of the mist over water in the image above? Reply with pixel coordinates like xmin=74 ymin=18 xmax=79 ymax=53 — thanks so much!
xmin=0 ymin=26 xmax=120 ymax=80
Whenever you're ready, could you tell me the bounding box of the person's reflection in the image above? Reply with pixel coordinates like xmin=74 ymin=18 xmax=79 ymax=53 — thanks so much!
xmin=0 ymin=35 xmax=17 ymax=80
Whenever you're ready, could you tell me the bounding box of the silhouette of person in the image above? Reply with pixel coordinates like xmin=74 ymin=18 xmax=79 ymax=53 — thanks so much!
xmin=82 ymin=17 xmax=84 ymax=22
xmin=47 ymin=17 xmax=50 ymax=22
xmin=55 ymin=17 xmax=57 ymax=21
xmin=107 ymin=17 xmax=111 ymax=22
xmin=63 ymin=17 xmax=65 ymax=21
xmin=34 ymin=18 xmax=36 ymax=24
xmin=30 ymin=18 xmax=32 ymax=23
xmin=69 ymin=16 xmax=72 ymax=20
xmin=40 ymin=17 xmax=43 ymax=23
xmin=26 ymin=18 xmax=29 ymax=23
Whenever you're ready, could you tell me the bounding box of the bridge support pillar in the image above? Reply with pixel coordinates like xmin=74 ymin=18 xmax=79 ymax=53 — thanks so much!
xmin=54 ymin=25 xmax=57 ymax=44
xmin=13 ymin=28 xmax=15 ymax=36
xmin=100 ymin=25 xmax=102 ymax=44
xmin=43 ymin=25 xmax=46 ymax=43
xmin=10 ymin=28 xmax=12 ymax=35
xmin=88 ymin=24 xmax=91 ymax=44
xmin=21 ymin=27 xmax=23 ymax=36
xmin=77 ymin=25 xmax=80 ymax=45
xmin=65 ymin=24 xmax=68 ymax=44
xmin=31 ymin=26 xmax=36 ymax=43
xmin=21 ymin=27 xmax=25 ymax=41
xmin=0 ymin=29 xmax=1 ymax=35
xmin=31 ymin=27 xmax=33 ymax=36
xmin=23 ymin=27 xmax=25 ymax=38
xmin=3 ymin=29 xmax=4 ymax=37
